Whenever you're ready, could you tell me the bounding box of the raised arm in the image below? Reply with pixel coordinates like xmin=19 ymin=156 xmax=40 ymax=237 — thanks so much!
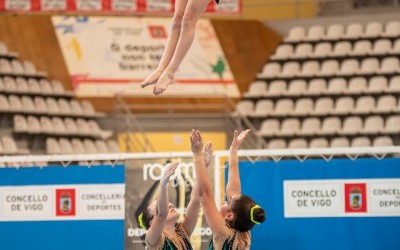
xmin=183 ymin=141 xmax=213 ymax=235
xmin=146 ymin=162 xmax=179 ymax=245
xmin=226 ymin=129 xmax=251 ymax=198
xmin=190 ymin=129 xmax=226 ymax=234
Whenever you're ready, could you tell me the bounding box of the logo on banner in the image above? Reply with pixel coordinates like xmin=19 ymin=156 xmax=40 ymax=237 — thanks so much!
xmin=56 ymin=189 xmax=76 ymax=216
xmin=345 ymin=183 xmax=367 ymax=213
xmin=148 ymin=26 xmax=167 ymax=38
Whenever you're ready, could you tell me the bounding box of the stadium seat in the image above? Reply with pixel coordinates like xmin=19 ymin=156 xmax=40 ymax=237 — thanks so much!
xmin=318 ymin=60 xmax=339 ymax=76
xmin=384 ymin=115 xmax=400 ymax=133
xmin=83 ymin=139 xmax=97 ymax=154
xmin=326 ymin=78 xmax=347 ymax=94
xmin=244 ymin=81 xmax=267 ymax=98
xmin=392 ymin=39 xmax=400 ymax=54
xmin=234 ymin=100 xmax=254 ymax=116
xmin=286 ymin=80 xmax=307 ymax=96
xmin=15 ymin=77 xmax=29 ymax=93
xmin=259 ymin=119 xmax=280 ymax=137
xmin=353 ymin=96 xmax=375 ymax=114
xmin=22 ymin=96 xmax=35 ymax=113
xmin=363 ymin=22 xmax=383 ymax=38
xmin=28 ymin=78 xmax=41 ymax=93
xmin=305 ymin=25 xmax=325 ymax=41
xmin=343 ymin=23 xmax=363 ymax=39
xmin=373 ymin=136 xmax=393 ymax=146
xmin=298 ymin=117 xmax=320 ymax=135
xmin=252 ymin=100 xmax=274 ymax=117
xmin=333 ymin=97 xmax=354 ymax=115
xmin=358 ymin=58 xmax=379 ymax=75
xmin=293 ymin=98 xmax=313 ymax=115
xmin=347 ymin=77 xmax=367 ymax=94
xmin=351 ymin=40 xmax=372 ymax=56
xmin=339 ymin=59 xmax=359 ymax=76
xmin=379 ymin=57 xmax=400 ymax=74
xmin=58 ymin=98 xmax=71 ymax=114
xmin=27 ymin=116 xmax=41 ymax=134
xmin=351 ymin=137 xmax=371 ymax=147
xmin=23 ymin=61 xmax=37 ymax=75
xmin=81 ymin=100 xmax=96 ymax=115
xmin=314 ymin=97 xmax=334 ymax=115
xmin=46 ymin=138 xmax=61 ymax=155
xmin=59 ymin=138 xmax=73 ymax=154
xmin=330 ymin=137 xmax=350 ymax=147
xmin=2 ymin=136 xmax=19 ymax=154
xmin=299 ymin=61 xmax=319 ymax=77
xmin=13 ymin=115 xmax=28 ymax=133
xmin=11 ymin=60 xmax=24 ymax=75
xmin=340 ymin=116 xmax=363 ymax=135
xmin=383 ymin=20 xmax=400 ymax=37
xmin=70 ymin=100 xmax=83 ymax=115
xmin=268 ymin=139 xmax=287 ymax=149
xmin=0 ymin=94 xmax=10 ymax=111
xmin=76 ymin=118 xmax=90 ymax=136
xmin=95 ymin=139 xmax=109 ymax=153
xmin=64 ymin=118 xmax=78 ymax=135
xmin=279 ymin=118 xmax=300 ymax=136
xmin=387 ymin=76 xmax=400 ymax=93
xmin=332 ymin=41 xmax=352 ymax=56
xmin=366 ymin=76 xmax=388 ymax=93
xmin=364 ymin=115 xmax=384 ymax=134
xmin=260 ymin=63 xmax=281 ymax=78
xmin=52 ymin=80 xmax=66 ymax=94
xmin=0 ymin=59 xmax=12 ymax=74
xmin=52 ymin=117 xmax=67 ymax=135
xmin=376 ymin=95 xmax=397 ymax=113
xmin=266 ymin=80 xmax=287 ymax=96
xmin=281 ymin=61 xmax=300 ymax=77
xmin=4 ymin=76 xmax=17 ymax=92
xmin=107 ymin=140 xmax=120 ymax=153
xmin=292 ymin=43 xmax=313 ymax=59
xmin=9 ymin=95 xmax=22 ymax=111
xmin=285 ymin=26 xmax=306 ymax=42
xmin=46 ymin=98 xmax=60 ymax=114
xmin=309 ymin=138 xmax=329 ymax=148
xmin=308 ymin=79 xmax=327 ymax=95
xmin=40 ymin=116 xmax=53 ymax=134
xmin=311 ymin=42 xmax=332 ymax=58
xmin=34 ymin=97 xmax=47 ymax=113
xmin=274 ymin=99 xmax=294 ymax=116
xmin=371 ymin=39 xmax=392 ymax=55
xmin=325 ymin=24 xmax=344 ymax=40
xmin=288 ymin=138 xmax=308 ymax=149
xmin=40 ymin=79 xmax=53 ymax=94
xmin=71 ymin=138 xmax=86 ymax=154
xmin=271 ymin=44 xmax=294 ymax=60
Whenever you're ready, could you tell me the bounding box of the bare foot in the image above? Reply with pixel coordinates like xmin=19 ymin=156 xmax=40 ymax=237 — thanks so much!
xmin=153 ymin=71 xmax=174 ymax=95
xmin=140 ymin=69 xmax=163 ymax=88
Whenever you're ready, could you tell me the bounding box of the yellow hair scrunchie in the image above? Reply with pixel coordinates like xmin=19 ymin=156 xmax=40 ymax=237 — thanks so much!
xmin=250 ymin=205 xmax=261 ymax=224
xmin=138 ymin=213 xmax=146 ymax=229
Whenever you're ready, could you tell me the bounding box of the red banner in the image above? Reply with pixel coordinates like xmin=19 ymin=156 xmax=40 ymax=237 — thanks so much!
xmin=0 ymin=0 xmax=241 ymax=14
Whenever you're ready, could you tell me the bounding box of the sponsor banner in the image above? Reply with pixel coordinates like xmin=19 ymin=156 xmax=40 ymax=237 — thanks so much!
xmin=125 ymin=158 xmax=212 ymax=250
xmin=235 ymin=158 xmax=400 ymax=250
xmin=0 ymin=0 xmax=241 ymax=14
xmin=52 ymin=16 xmax=239 ymax=97
xmin=0 ymin=165 xmax=125 ymax=250
xmin=284 ymin=179 xmax=400 ymax=217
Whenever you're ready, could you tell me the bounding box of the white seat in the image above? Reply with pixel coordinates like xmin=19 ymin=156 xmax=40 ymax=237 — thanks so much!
xmin=292 ymin=43 xmax=313 ymax=59
xmin=340 ymin=116 xmax=363 ymax=135
xmin=267 ymin=139 xmax=287 ymax=149
xmin=71 ymin=138 xmax=86 ymax=154
xmin=314 ymin=97 xmax=334 ymax=115
xmin=286 ymin=80 xmax=307 ymax=96
xmin=298 ymin=118 xmax=320 ymax=135
xmin=107 ymin=139 xmax=120 ymax=153
xmin=34 ymin=97 xmax=47 ymax=113
xmin=308 ymin=79 xmax=327 ymax=95
xmin=343 ymin=23 xmax=363 ymax=39
xmin=373 ymin=136 xmax=393 ymax=147
xmin=384 ymin=115 xmax=400 ymax=133
xmin=305 ymin=25 xmax=325 ymax=41
xmin=353 ymin=96 xmax=375 ymax=114
xmin=0 ymin=94 xmax=10 ymax=111
xmin=13 ymin=115 xmax=28 ymax=132
xmin=21 ymin=96 xmax=35 ymax=113
xmin=46 ymin=98 xmax=60 ymax=114
xmin=8 ymin=95 xmax=22 ymax=111
xmin=318 ymin=60 xmax=339 ymax=76
xmin=87 ymin=120 xmax=104 ymax=137
xmin=332 ymin=97 xmax=354 ymax=115
xmin=95 ymin=139 xmax=109 ymax=153
xmin=293 ymin=98 xmax=313 ymax=115
xmin=383 ymin=21 xmax=400 ymax=37
xmin=234 ymin=100 xmax=254 ymax=116
xmin=15 ymin=77 xmax=28 ymax=93
xmin=392 ymin=39 xmax=400 ymax=54
xmin=278 ymin=118 xmax=300 ymax=136
xmin=265 ymin=80 xmax=287 ymax=96
xmin=347 ymin=77 xmax=367 ymax=94
xmin=309 ymin=138 xmax=329 ymax=148
xmin=288 ymin=139 xmax=308 ymax=149
xmin=3 ymin=76 xmax=17 ymax=92
xmin=28 ymin=78 xmax=41 ymax=93
xmin=280 ymin=61 xmax=300 ymax=77
xmin=351 ymin=137 xmax=371 ymax=147
xmin=338 ymin=59 xmax=359 ymax=76
xmin=23 ymin=61 xmax=37 ymax=75
xmin=271 ymin=44 xmax=294 ymax=60
xmin=52 ymin=80 xmax=66 ymax=94
xmin=76 ymin=118 xmax=91 ymax=135
xmin=311 ymin=42 xmax=332 ymax=58
xmin=366 ymin=76 xmax=388 ymax=93
xmin=363 ymin=22 xmax=383 ymax=38
xmin=285 ymin=26 xmax=306 ymax=42
xmin=11 ymin=60 xmax=24 ymax=75
xmin=358 ymin=58 xmax=379 ymax=75
xmin=332 ymin=41 xmax=352 ymax=56
xmin=81 ymin=100 xmax=96 ymax=115
xmin=325 ymin=24 xmax=344 ymax=40
xmin=260 ymin=63 xmax=281 ymax=78
xmin=259 ymin=119 xmax=280 ymax=137
xmin=376 ymin=95 xmax=396 ymax=113
xmin=2 ymin=136 xmax=18 ymax=154
xmin=83 ymin=139 xmax=97 ymax=154
xmin=40 ymin=116 xmax=53 ymax=134
xmin=59 ymin=138 xmax=73 ymax=154
xmin=0 ymin=59 xmax=12 ymax=74
xmin=299 ymin=61 xmax=319 ymax=77
xmin=58 ymin=99 xmax=71 ymax=114
xmin=364 ymin=115 xmax=383 ymax=134
xmin=27 ymin=116 xmax=41 ymax=134
xmin=326 ymin=78 xmax=347 ymax=94
xmin=371 ymin=39 xmax=392 ymax=55
xmin=244 ymin=81 xmax=267 ymax=97
xmin=69 ymin=100 xmax=83 ymax=115
xmin=350 ymin=40 xmax=372 ymax=56
xmin=46 ymin=138 xmax=61 ymax=155
xmin=252 ymin=100 xmax=274 ymax=117
xmin=64 ymin=118 xmax=78 ymax=135
xmin=379 ymin=57 xmax=400 ymax=74
xmin=52 ymin=117 xmax=67 ymax=135
xmin=330 ymin=137 xmax=350 ymax=148
xmin=274 ymin=99 xmax=294 ymax=116
xmin=40 ymin=79 xmax=53 ymax=94
xmin=387 ymin=76 xmax=400 ymax=93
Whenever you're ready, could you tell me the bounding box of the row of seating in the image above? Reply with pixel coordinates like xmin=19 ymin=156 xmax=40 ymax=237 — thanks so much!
xmin=0 ymin=94 xmax=101 ymax=117
xmin=259 ymin=57 xmax=400 ymax=78
xmin=14 ymin=115 xmax=112 ymax=139
xmin=0 ymin=76 xmax=72 ymax=97
xmin=0 ymin=135 xmax=29 ymax=154
xmin=237 ymin=95 xmax=400 ymax=117
xmin=258 ymin=115 xmax=400 ymax=137
xmin=0 ymin=58 xmax=46 ymax=77
xmin=285 ymin=21 xmax=400 ymax=42
xmin=266 ymin=136 xmax=394 ymax=149
xmin=245 ymin=76 xmax=400 ymax=98
xmin=46 ymin=138 xmax=119 ymax=155
xmin=272 ymin=39 xmax=400 ymax=60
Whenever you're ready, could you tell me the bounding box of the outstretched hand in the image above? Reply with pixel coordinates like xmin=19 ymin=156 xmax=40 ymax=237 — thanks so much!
xmin=230 ymin=129 xmax=251 ymax=151
xmin=161 ymin=161 xmax=179 ymax=187
xmin=203 ymin=141 xmax=214 ymax=168
xmin=190 ymin=129 xmax=204 ymax=154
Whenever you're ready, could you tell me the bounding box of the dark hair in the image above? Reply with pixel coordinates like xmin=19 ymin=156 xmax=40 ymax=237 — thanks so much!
xmin=140 ymin=207 xmax=154 ymax=229
xmin=228 ymin=195 xmax=266 ymax=232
